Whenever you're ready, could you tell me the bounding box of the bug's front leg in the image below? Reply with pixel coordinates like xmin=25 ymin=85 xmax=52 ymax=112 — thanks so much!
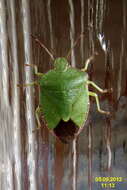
xmin=32 ymin=106 xmax=43 ymax=132
xmin=17 ymin=64 xmax=44 ymax=87
xmin=25 ymin=64 xmax=44 ymax=77
xmin=82 ymin=53 xmax=98 ymax=72
xmin=88 ymin=91 xmax=110 ymax=115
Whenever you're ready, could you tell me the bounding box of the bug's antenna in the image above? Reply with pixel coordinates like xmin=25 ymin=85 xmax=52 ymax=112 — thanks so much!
xmin=31 ymin=34 xmax=55 ymax=61
xmin=66 ymin=33 xmax=85 ymax=59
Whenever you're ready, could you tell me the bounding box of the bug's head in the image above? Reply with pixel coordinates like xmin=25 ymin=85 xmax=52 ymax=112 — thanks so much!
xmin=54 ymin=57 xmax=69 ymax=71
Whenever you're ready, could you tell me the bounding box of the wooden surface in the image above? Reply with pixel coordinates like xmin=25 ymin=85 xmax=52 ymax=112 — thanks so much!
xmin=0 ymin=0 xmax=127 ymax=189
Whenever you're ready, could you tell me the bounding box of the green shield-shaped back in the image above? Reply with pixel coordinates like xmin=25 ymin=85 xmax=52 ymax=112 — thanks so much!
xmin=39 ymin=67 xmax=89 ymax=129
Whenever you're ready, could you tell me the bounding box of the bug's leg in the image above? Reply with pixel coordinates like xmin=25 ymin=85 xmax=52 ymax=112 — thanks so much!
xmin=88 ymin=91 xmax=110 ymax=115
xmin=87 ymin=81 xmax=112 ymax=93
xmin=32 ymin=106 xmax=43 ymax=132
xmin=82 ymin=55 xmax=94 ymax=72
xmin=81 ymin=53 xmax=98 ymax=72
xmin=25 ymin=64 xmax=44 ymax=77
xmin=87 ymin=81 xmax=108 ymax=93
xmin=17 ymin=82 xmax=37 ymax=87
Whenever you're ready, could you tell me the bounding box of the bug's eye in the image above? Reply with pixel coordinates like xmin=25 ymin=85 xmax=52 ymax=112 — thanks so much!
xmin=54 ymin=57 xmax=68 ymax=71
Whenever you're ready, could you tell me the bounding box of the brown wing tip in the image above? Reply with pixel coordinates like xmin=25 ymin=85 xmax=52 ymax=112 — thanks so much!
xmin=53 ymin=120 xmax=82 ymax=144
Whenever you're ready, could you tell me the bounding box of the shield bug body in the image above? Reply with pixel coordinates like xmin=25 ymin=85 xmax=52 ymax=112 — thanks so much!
xmin=25 ymin=36 xmax=110 ymax=143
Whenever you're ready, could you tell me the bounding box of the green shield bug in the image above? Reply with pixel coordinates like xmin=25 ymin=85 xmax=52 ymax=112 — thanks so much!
xmin=24 ymin=35 xmax=111 ymax=143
